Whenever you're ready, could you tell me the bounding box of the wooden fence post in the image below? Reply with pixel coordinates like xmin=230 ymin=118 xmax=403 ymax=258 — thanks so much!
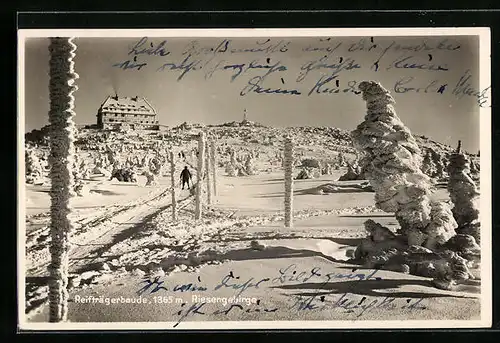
xmin=195 ymin=132 xmax=206 ymax=219
xmin=170 ymin=151 xmax=177 ymax=221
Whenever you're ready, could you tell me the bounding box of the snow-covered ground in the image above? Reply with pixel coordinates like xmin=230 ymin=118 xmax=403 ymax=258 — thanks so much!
xmin=23 ymin=164 xmax=481 ymax=326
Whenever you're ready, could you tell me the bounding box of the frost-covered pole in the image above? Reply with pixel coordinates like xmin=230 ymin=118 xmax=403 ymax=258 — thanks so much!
xmin=205 ymin=136 xmax=212 ymax=205
xmin=195 ymin=132 xmax=206 ymax=219
xmin=210 ymin=140 xmax=217 ymax=196
xmin=170 ymin=151 xmax=177 ymax=221
xmin=47 ymin=37 xmax=79 ymax=322
xmin=284 ymin=136 xmax=294 ymax=228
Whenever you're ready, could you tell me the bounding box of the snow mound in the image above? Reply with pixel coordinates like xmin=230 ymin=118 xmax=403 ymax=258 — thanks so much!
xmin=301 ymin=182 xmax=374 ymax=195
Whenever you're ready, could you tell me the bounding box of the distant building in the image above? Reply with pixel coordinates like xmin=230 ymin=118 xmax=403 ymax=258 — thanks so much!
xmin=96 ymin=95 xmax=159 ymax=130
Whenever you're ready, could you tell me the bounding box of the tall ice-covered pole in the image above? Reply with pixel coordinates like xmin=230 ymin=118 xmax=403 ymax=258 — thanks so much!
xmin=47 ymin=37 xmax=79 ymax=322
xmin=170 ymin=151 xmax=177 ymax=221
xmin=284 ymin=137 xmax=294 ymax=228
xmin=206 ymin=137 xmax=212 ymax=205
xmin=195 ymin=132 xmax=206 ymax=219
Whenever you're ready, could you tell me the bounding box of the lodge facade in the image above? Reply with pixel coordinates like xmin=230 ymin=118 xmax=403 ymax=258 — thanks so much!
xmin=96 ymin=95 xmax=160 ymax=130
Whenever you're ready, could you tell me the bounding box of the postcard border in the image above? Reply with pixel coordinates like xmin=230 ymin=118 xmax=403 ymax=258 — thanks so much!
xmin=17 ymin=27 xmax=492 ymax=331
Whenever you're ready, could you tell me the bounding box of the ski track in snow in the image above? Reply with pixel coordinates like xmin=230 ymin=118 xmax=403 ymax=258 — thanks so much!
xmin=24 ymin=173 xmax=197 ymax=315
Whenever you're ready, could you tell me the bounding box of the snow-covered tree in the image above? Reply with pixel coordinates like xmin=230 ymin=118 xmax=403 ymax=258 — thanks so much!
xmin=447 ymin=141 xmax=480 ymax=242
xmin=351 ymin=81 xmax=456 ymax=247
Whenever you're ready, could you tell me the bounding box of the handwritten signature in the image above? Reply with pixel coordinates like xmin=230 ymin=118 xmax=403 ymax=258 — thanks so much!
xmin=451 ymin=69 xmax=491 ymax=107
xmin=394 ymin=76 xmax=448 ymax=94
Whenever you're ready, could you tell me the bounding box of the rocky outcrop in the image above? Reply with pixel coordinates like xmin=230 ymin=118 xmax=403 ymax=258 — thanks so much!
xmin=301 ymin=158 xmax=321 ymax=169
xmin=111 ymin=168 xmax=137 ymax=182
xmin=338 ymin=161 xmax=365 ymax=181
xmin=295 ymin=167 xmax=320 ymax=180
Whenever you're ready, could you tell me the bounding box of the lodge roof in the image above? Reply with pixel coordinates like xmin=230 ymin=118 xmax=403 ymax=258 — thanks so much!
xmin=99 ymin=96 xmax=157 ymax=115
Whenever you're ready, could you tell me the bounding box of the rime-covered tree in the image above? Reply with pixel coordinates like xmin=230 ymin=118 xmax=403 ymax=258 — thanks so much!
xmin=25 ymin=148 xmax=43 ymax=183
xmin=47 ymin=37 xmax=79 ymax=322
xmin=421 ymin=148 xmax=437 ymax=178
xmin=447 ymin=141 xmax=480 ymax=242
xmin=351 ymin=81 xmax=456 ymax=247
xmin=429 ymin=148 xmax=446 ymax=179
xmin=245 ymin=154 xmax=257 ymax=175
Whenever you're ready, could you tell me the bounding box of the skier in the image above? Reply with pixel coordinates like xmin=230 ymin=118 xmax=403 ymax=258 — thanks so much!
xmin=180 ymin=166 xmax=192 ymax=190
